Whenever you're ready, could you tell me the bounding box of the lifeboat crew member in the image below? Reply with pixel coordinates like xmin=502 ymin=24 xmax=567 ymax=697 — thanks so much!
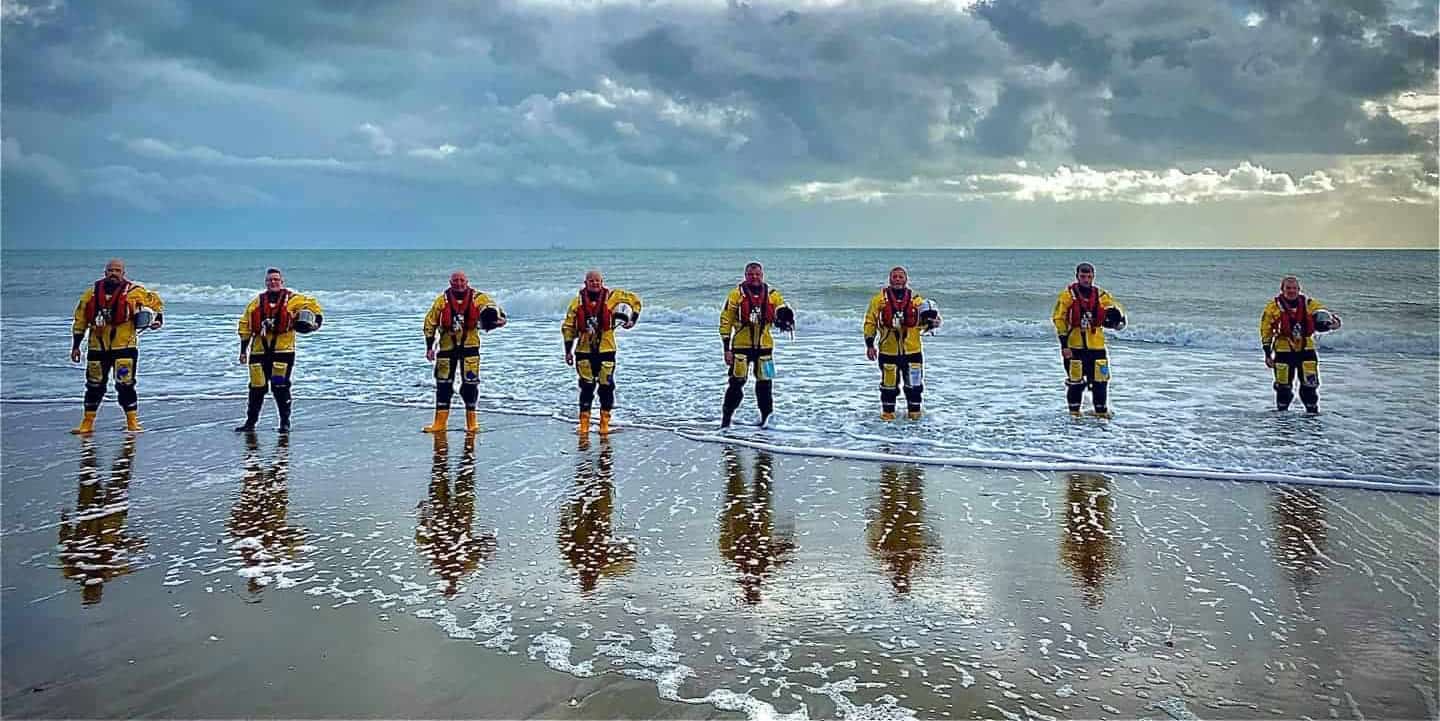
xmin=69 ymin=258 xmax=165 ymax=434
xmin=1052 ymin=262 xmax=1126 ymax=418
xmin=422 ymin=270 xmax=505 ymax=434
xmin=562 ymin=270 xmax=642 ymax=436
xmin=235 ymin=267 xmax=323 ymax=433
xmin=863 ymin=266 xmax=941 ymax=421
xmin=1260 ymin=275 xmax=1340 ymax=414
xmin=718 ymin=262 xmax=794 ymax=429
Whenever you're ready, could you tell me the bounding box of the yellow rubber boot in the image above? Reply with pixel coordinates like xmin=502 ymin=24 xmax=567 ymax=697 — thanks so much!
xmin=70 ymin=410 xmax=97 ymax=435
xmin=125 ymin=410 xmax=144 ymax=432
xmin=598 ymin=410 xmax=612 ymax=436
xmin=577 ymin=411 xmax=591 ymax=435
xmin=907 ymin=410 xmax=922 ymax=421
xmin=880 ymin=411 xmax=895 ymax=421
xmin=422 ymin=409 xmax=450 ymax=433
xmin=465 ymin=409 xmax=479 ymax=433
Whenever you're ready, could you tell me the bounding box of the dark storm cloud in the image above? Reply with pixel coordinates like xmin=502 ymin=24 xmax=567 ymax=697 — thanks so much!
xmin=1 ymin=0 xmax=1434 ymax=235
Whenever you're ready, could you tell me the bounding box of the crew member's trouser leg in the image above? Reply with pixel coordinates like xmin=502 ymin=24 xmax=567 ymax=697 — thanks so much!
xmin=879 ymin=357 xmax=900 ymax=415
xmin=243 ymin=352 xmax=295 ymax=430
xmin=1065 ymin=350 xmax=1109 ymax=414
xmin=577 ymin=352 xmax=617 ymax=412
xmin=754 ymin=351 xmax=774 ymax=424
xmin=1273 ymin=350 xmax=1319 ymax=412
xmin=881 ymin=352 xmax=925 ymax=416
xmin=723 ymin=350 xmax=769 ymax=428
xmin=83 ymin=348 xmax=140 ymax=412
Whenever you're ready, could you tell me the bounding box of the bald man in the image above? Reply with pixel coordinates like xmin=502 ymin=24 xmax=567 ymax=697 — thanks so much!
xmin=69 ymin=259 xmax=165 ymax=434
xmin=562 ymin=270 xmax=642 ymax=435
xmin=422 ymin=271 xmax=506 ymax=433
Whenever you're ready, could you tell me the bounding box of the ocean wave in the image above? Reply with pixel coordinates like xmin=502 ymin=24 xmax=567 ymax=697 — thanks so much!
xmin=44 ymin=284 xmax=1440 ymax=355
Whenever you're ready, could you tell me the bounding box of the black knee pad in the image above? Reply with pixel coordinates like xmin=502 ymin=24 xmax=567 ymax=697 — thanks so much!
xmin=598 ymin=385 xmax=616 ymax=411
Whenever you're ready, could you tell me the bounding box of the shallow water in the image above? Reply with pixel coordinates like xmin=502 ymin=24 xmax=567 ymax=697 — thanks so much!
xmin=4 ymin=400 xmax=1435 ymax=719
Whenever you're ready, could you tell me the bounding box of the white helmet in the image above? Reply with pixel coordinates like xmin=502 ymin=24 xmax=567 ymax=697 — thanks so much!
xmin=293 ymin=309 xmax=319 ymax=334
xmin=612 ymin=303 xmax=635 ymax=329
xmin=917 ymin=299 xmax=941 ymax=329
xmin=132 ymin=307 xmax=156 ymax=330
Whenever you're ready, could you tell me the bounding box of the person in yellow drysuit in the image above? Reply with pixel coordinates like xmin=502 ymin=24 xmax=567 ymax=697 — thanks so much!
xmin=422 ymin=271 xmax=506 ymax=434
xmin=863 ymin=266 xmax=941 ymax=420
xmin=1260 ymin=275 xmax=1340 ymax=414
xmin=235 ymin=267 xmax=324 ymax=433
xmin=718 ymin=262 xmax=794 ymax=429
xmin=562 ymin=270 xmax=642 ymax=436
xmin=69 ymin=258 xmax=165 ymax=434
xmin=1052 ymin=262 xmax=1125 ymax=418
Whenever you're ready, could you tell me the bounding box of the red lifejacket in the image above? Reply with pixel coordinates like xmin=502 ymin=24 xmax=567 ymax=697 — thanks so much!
xmin=575 ymin=288 xmax=611 ymax=336
xmin=737 ymin=283 xmax=774 ymax=325
xmin=85 ymin=279 xmax=132 ymax=326
xmin=1067 ymin=283 xmax=1104 ymax=331
xmin=438 ymin=288 xmax=478 ymax=332
xmin=1274 ymin=294 xmax=1314 ymax=341
xmin=880 ymin=287 xmax=918 ymax=328
xmin=250 ymin=290 xmax=292 ymax=336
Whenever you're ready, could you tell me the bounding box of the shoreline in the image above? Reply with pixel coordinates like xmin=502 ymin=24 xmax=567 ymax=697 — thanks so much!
xmin=3 ymin=399 xmax=1436 ymax=719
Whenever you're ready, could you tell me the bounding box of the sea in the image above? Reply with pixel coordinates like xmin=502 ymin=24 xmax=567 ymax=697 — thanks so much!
xmin=3 ymin=248 xmax=1437 ymax=492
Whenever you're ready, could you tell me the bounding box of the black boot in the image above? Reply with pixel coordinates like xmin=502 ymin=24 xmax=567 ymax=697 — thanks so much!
xmin=721 ymin=379 xmax=744 ymax=429
xmin=274 ymin=385 xmax=292 ymax=433
xmin=234 ymin=387 xmax=265 ymax=431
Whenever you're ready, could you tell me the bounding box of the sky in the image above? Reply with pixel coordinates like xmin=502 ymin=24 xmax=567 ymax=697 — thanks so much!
xmin=2 ymin=0 xmax=1436 ymax=249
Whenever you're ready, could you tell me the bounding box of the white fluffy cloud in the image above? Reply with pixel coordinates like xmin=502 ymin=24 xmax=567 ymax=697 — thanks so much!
xmin=786 ymin=161 xmax=1369 ymax=205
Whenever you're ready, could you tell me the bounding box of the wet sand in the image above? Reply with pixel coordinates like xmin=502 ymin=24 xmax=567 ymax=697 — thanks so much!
xmin=2 ymin=399 xmax=1436 ymax=719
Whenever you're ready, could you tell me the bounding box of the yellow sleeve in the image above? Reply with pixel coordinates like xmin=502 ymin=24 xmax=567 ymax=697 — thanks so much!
xmin=1052 ymin=289 xmax=1072 ymax=335
xmin=863 ymin=292 xmax=883 ymax=339
xmin=134 ymin=285 xmax=164 ymax=314
xmin=1259 ymin=301 xmax=1278 ymax=348
xmin=610 ymin=288 xmax=642 ymax=318
xmin=288 ymin=292 xmax=323 ymax=315
xmin=770 ymin=288 xmax=786 ymax=309
xmin=1099 ymin=289 xmax=1119 ymax=314
xmin=73 ymin=287 xmax=94 ymax=335
xmin=719 ymin=289 xmax=739 ymax=340
xmin=471 ymin=291 xmax=505 ymax=320
xmin=238 ymin=297 xmax=258 ymax=338
xmin=424 ymin=294 xmax=445 ymax=338
xmin=1306 ymin=298 xmax=1325 ymax=314
xmin=562 ymin=297 xmax=580 ymax=343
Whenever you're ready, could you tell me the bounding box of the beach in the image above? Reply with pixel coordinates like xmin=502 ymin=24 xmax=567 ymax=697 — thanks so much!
xmin=3 ymin=398 xmax=1435 ymax=719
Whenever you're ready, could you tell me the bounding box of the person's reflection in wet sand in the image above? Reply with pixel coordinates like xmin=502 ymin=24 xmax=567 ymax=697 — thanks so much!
xmin=59 ymin=437 xmax=146 ymax=605
xmin=557 ymin=436 xmax=635 ymax=594
xmin=717 ymin=447 xmax=796 ymax=605
xmin=1058 ymin=472 xmax=1121 ymax=608
xmin=228 ymin=432 xmax=307 ymax=596
xmin=416 ymin=433 xmax=497 ymax=597
xmin=865 ymin=463 xmax=939 ymax=595
xmin=1269 ymin=485 xmax=1329 ymax=594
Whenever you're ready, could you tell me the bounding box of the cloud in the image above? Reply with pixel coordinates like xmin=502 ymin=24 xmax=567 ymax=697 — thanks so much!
xmin=122 ymin=137 xmax=359 ymax=171
xmin=1 ymin=0 xmax=63 ymax=26
xmin=787 ymin=161 xmax=1358 ymax=204
xmin=356 ymin=122 xmax=395 ymax=156
xmin=85 ymin=165 xmax=274 ymax=211
xmin=2 ymin=136 xmax=80 ymax=193
xmin=1 ymin=0 xmax=1434 ymax=244
xmin=3 ymin=136 xmax=273 ymax=211
xmin=408 ymin=143 xmax=458 ymax=159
